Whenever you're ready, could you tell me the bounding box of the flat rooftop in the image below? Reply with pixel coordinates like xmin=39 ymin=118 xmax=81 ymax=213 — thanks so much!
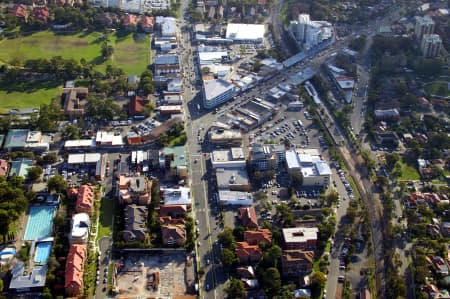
xmin=226 ymin=23 xmax=265 ymax=41
xmin=283 ymin=227 xmax=319 ymax=243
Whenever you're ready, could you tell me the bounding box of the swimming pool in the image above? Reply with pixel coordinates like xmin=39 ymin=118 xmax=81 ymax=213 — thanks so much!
xmin=34 ymin=242 xmax=52 ymax=264
xmin=23 ymin=206 xmax=55 ymax=241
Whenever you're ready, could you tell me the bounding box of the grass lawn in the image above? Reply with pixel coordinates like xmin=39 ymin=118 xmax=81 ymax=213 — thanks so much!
xmin=424 ymin=81 xmax=450 ymax=97
xmin=0 ymin=80 xmax=60 ymax=113
xmin=348 ymin=176 xmax=360 ymax=200
xmin=0 ymin=30 xmax=150 ymax=112
xmin=108 ymin=32 xmax=150 ymax=75
xmin=97 ymin=197 xmax=114 ymax=241
xmin=398 ymin=159 xmax=420 ymax=181
xmin=0 ymin=30 xmax=104 ymax=64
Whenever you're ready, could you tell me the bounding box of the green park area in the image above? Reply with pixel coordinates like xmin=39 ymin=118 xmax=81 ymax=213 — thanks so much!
xmin=424 ymin=81 xmax=450 ymax=97
xmin=398 ymin=159 xmax=421 ymax=181
xmin=0 ymin=30 xmax=150 ymax=113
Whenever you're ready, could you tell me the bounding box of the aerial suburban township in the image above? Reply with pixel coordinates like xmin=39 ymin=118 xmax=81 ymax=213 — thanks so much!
xmin=0 ymin=0 xmax=449 ymax=298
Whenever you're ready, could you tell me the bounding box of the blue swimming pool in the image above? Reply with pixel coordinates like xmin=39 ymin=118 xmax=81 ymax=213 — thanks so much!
xmin=34 ymin=242 xmax=52 ymax=263
xmin=23 ymin=206 xmax=55 ymax=241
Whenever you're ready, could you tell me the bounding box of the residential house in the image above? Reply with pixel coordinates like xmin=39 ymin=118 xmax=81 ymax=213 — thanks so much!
xmin=239 ymin=207 xmax=258 ymax=228
xmin=61 ymin=87 xmax=88 ymax=118
xmin=217 ymin=6 xmax=224 ymax=18
xmin=235 ymin=242 xmax=263 ymax=264
xmin=65 ymin=244 xmax=87 ymax=297
xmin=11 ymin=4 xmax=28 ymax=21
xmin=281 ymin=250 xmax=314 ymax=276
xmin=75 ymin=184 xmax=95 ymax=214
xmin=236 ymin=266 xmax=256 ymax=278
xmin=123 ymin=14 xmax=137 ymax=31
xmin=123 ymin=204 xmax=148 ymax=242
xmin=244 ymin=229 xmax=272 ymax=246
xmin=161 ymin=225 xmax=186 ymax=246
xmin=426 ymin=256 xmax=449 ymax=276
xmin=128 ymin=95 xmax=149 ymax=117
xmin=282 ymin=227 xmax=319 ymax=250
xmin=140 ymin=16 xmax=154 ymax=33
xmin=159 ymin=204 xmax=187 ymax=217
xmin=0 ymin=159 xmax=8 ymax=176
xmin=118 ymin=175 xmax=152 ymax=205
xmin=31 ymin=7 xmax=49 ymax=22
xmin=94 ymin=12 xmax=119 ymax=27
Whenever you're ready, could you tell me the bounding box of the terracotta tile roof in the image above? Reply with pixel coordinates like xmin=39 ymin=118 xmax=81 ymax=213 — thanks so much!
xmin=159 ymin=204 xmax=187 ymax=217
xmin=239 ymin=207 xmax=258 ymax=228
xmin=123 ymin=14 xmax=137 ymax=26
xmin=0 ymin=159 xmax=8 ymax=176
xmin=11 ymin=4 xmax=28 ymax=19
xmin=140 ymin=16 xmax=154 ymax=28
xmin=65 ymin=244 xmax=87 ymax=297
xmin=129 ymin=96 xmax=145 ymax=116
xmin=244 ymin=229 xmax=272 ymax=246
xmin=32 ymin=7 xmax=49 ymax=21
xmin=159 ymin=216 xmax=186 ymax=225
xmin=235 ymin=242 xmax=262 ymax=263
xmin=76 ymin=184 xmax=94 ymax=214
xmin=162 ymin=225 xmax=186 ymax=246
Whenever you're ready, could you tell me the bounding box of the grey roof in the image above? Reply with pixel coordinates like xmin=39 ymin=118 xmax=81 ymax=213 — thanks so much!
xmin=154 ymin=55 xmax=179 ymax=65
xmin=203 ymin=79 xmax=235 ymax=101
xmin=9 ymin=262 xmax=48 ymax=290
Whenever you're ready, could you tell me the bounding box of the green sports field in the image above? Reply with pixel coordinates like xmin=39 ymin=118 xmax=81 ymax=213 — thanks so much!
xmin=0 ymin=30 xmax=150 ymax=113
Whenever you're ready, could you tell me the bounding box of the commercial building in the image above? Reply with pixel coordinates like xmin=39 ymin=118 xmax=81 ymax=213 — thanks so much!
xmin=421 ymin=34 xmax=442 ymax=58
xmin=96 ymin=131 xmax=124 ymax=146
xmin=9 ymin=159 xmax=33 ymax=179
xmin=198 ymin=51 xmax=229 ymax=65
xmin=209 ymin=129 xmax=243 ymax=147
xmin=225 ymin=23 xmax=265 ymax=43
xmin=282 ymin=227 xmax=319 ymax=250
xmin=289 ymin=14 xmax=333 ymax=50
xmin=211 ymin=148 xmax=246 ymax=168
xmin=414 ymin=15 xmax=435 ymax=40
xmin=218 ymin=190 xmax=253 ymax=206
xmin=216 ymin=167 xmax=250 ymax=191
xmin=3 ymin=129 xmax=49 ymax=151
xmin=161 ymin=187 xmax=191 ymax=206
xmin=156 ymin=16 xmax=177 ymax=37
xmin=64 ymin=139 xmax=96 ymax=150
xmin=160 ymin=146 xmax=188 ymax=178
xmin=154 ymin=55 xmax=180 ymax=75
xmin=123 ymin=204 xmax=148 ymax=242
xmin=250 ymin=143 xmax=286 ymax=171
xmin=326 ymin=64 xmax=355 ymax=104
xmin=9 ymin=262 xmax=48 ymax=293
xmin=202 ymin=79 xmax=237 ymax=109
xmin=118 ymin=175 xmax=152 ymax=205
xmin=285 ymin=150 xmax=331 ymax=187
xmin=89 ymin=0 xmax=170 ymax=13
xmin=70 ymin=213 xmax=90 ymax=244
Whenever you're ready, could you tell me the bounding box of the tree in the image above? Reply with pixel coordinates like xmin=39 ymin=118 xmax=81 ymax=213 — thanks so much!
xmin=385 ymin=153 xmax=400 ymax=170
xmin=225 ymin=279 xmax=246 ymax=299
xmin=310 ymin=271 xmax=326 ymax=295
xmin=218 ymin=227 xmax=235 ymax=249
xmin=27 ymin=166 xmax=43 ymax=182
xmin=263 ymin=244 xmax=282 ymax=268
xmin=61 ymin=125 xmax=80 ymax=140
xmin=290 ymin=172 xmax=303 ymax=187
xmin=47 ymin=175 xmax=67 ymax=193
xmin=260 ymin=267 xmax=281 ymax=296
xmin=221 ymin=248 xmax=238 ymax=267
xmin=276 ymin=203 xmax=294 ymax=227
xmin=85 ymin=96 xmax=121 ymax=122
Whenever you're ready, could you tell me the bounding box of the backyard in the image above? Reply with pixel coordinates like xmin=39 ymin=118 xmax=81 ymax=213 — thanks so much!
xmin=424 ymin=81 xmax=450 ymax=97
xmin=398 ymin=159 xmax=421 ymax=181
xmin=0 ymin=30 xmax=150 ymax=113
